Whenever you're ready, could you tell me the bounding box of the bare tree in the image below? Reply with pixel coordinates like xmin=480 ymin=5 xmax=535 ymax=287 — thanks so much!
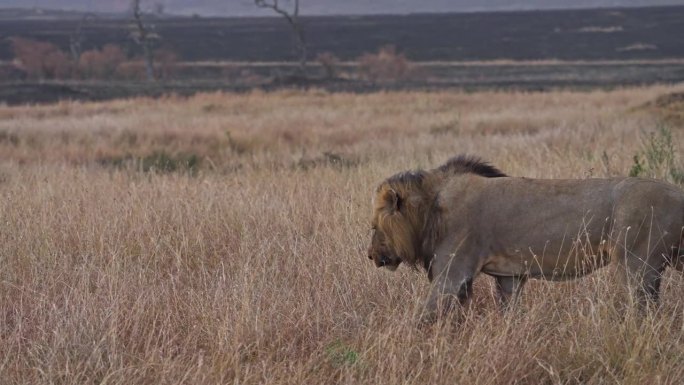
xmin=130 ymin=0 xmax=157 ymax=81
xmin=255 ymin=0 xmax=307 ymax=76
xmin=69 ymin=13 xmax=96 ymax=62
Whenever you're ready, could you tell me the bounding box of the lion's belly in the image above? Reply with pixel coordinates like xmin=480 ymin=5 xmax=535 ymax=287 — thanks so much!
xmin=482 ymin=240 xmax=612 ymax=280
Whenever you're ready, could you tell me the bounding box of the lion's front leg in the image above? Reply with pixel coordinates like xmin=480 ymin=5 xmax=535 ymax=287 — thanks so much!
xmin=422 ymin=278 xmax=473 ymax=324
xmin=424 ymin=276 xmax=474 ymax=319
xmin=422 ymin=250 xmax=480 ymax=322
xmin=495 ymin=275 xmax=527 ymax=310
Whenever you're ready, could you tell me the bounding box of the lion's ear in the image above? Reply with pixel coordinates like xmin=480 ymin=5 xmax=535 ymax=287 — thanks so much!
xmin=382 ymin=188 xmax=402 ymax=213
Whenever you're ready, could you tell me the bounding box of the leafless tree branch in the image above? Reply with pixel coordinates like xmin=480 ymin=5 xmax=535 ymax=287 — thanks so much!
xmin=69 ymin=12 xmax=96 ymax=62
xmin=131 ymin=0 xmax=156 ymax=81
xmin=254 ymin=0 xmax=307 ymax=76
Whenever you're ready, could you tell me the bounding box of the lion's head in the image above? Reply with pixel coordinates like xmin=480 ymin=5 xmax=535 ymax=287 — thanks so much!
xmin=367 ymin=171 xmax=431 ymax=270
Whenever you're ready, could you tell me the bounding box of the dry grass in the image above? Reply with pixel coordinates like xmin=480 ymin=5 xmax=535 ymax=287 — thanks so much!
xmin=1 ymin=84 xmax=684 ymax=384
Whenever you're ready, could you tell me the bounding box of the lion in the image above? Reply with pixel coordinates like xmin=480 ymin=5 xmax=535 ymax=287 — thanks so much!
xmin=367 ymin=155 xmax=684 ymax=319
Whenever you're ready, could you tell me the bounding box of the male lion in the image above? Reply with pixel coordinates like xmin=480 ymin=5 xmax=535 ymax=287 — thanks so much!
xmin=367 ymin=155 xmax=684 ymax=318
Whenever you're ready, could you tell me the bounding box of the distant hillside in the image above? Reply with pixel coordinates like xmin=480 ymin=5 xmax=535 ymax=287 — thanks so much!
xmin=0 ymin=5 xmax=683 ymax=62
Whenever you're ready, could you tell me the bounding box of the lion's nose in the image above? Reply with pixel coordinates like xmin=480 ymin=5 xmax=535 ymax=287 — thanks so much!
xmin=377 ymin=255 xmax=388 ymax=267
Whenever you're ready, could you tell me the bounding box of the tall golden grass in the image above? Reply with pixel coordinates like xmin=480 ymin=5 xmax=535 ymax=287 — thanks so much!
xmin=1 ymin=85 xmax=684 ymax=384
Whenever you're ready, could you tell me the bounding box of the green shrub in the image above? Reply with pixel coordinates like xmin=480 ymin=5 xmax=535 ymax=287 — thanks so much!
xmin=99 ymin=151 xmax=200 ymax=174
xmin=325 ymin=340 xmax=360 ymax=367
xmin=629 ymin=124 xmax=684 ymax=184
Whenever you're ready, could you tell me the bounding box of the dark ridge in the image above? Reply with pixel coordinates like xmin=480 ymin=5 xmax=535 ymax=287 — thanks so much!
xmin=437 ymin=155 xmax=507 ymax=178
xmin=2 ymin=6 xmax=684 ymax=62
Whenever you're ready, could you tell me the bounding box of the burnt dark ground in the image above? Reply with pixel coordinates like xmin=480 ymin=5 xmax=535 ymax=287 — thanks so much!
xmin=1 ymin=6 xmax=683 ymax=61
xmin=0 ymin=5 xmax=683 ymax=105
xmin=2 ymin=61 xmax=682 ymax=106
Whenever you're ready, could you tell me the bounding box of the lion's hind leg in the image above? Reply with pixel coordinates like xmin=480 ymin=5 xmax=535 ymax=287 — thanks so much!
xmin=495 ymin=275 xmax=527 ymax=310
xmin=614 ymin=240 xmax=668 ymax=309
xmin=610 ymin=203 xmax=680 ymax=311
xmin=668 ymin=232 xmax=684 ymax=272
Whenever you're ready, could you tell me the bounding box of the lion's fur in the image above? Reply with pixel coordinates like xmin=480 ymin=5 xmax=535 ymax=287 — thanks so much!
xmin=368 ymin=155 xmax=684 ymax=316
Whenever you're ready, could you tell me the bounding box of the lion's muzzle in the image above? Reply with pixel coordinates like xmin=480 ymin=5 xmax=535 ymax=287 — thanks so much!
xmin=369 ymin=252 xmax=400 ymax=271
xmin=377 ymin=255 xmax=390 ymax=267
xmin=368 ymin=251 xmax=388 ymax=268
xmin=368 ymin=249 xmax=390 ymax=267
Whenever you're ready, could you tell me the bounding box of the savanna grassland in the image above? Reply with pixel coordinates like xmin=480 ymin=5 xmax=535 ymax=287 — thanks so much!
xmin=1 ymin=85 xmax=684 ymax=384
